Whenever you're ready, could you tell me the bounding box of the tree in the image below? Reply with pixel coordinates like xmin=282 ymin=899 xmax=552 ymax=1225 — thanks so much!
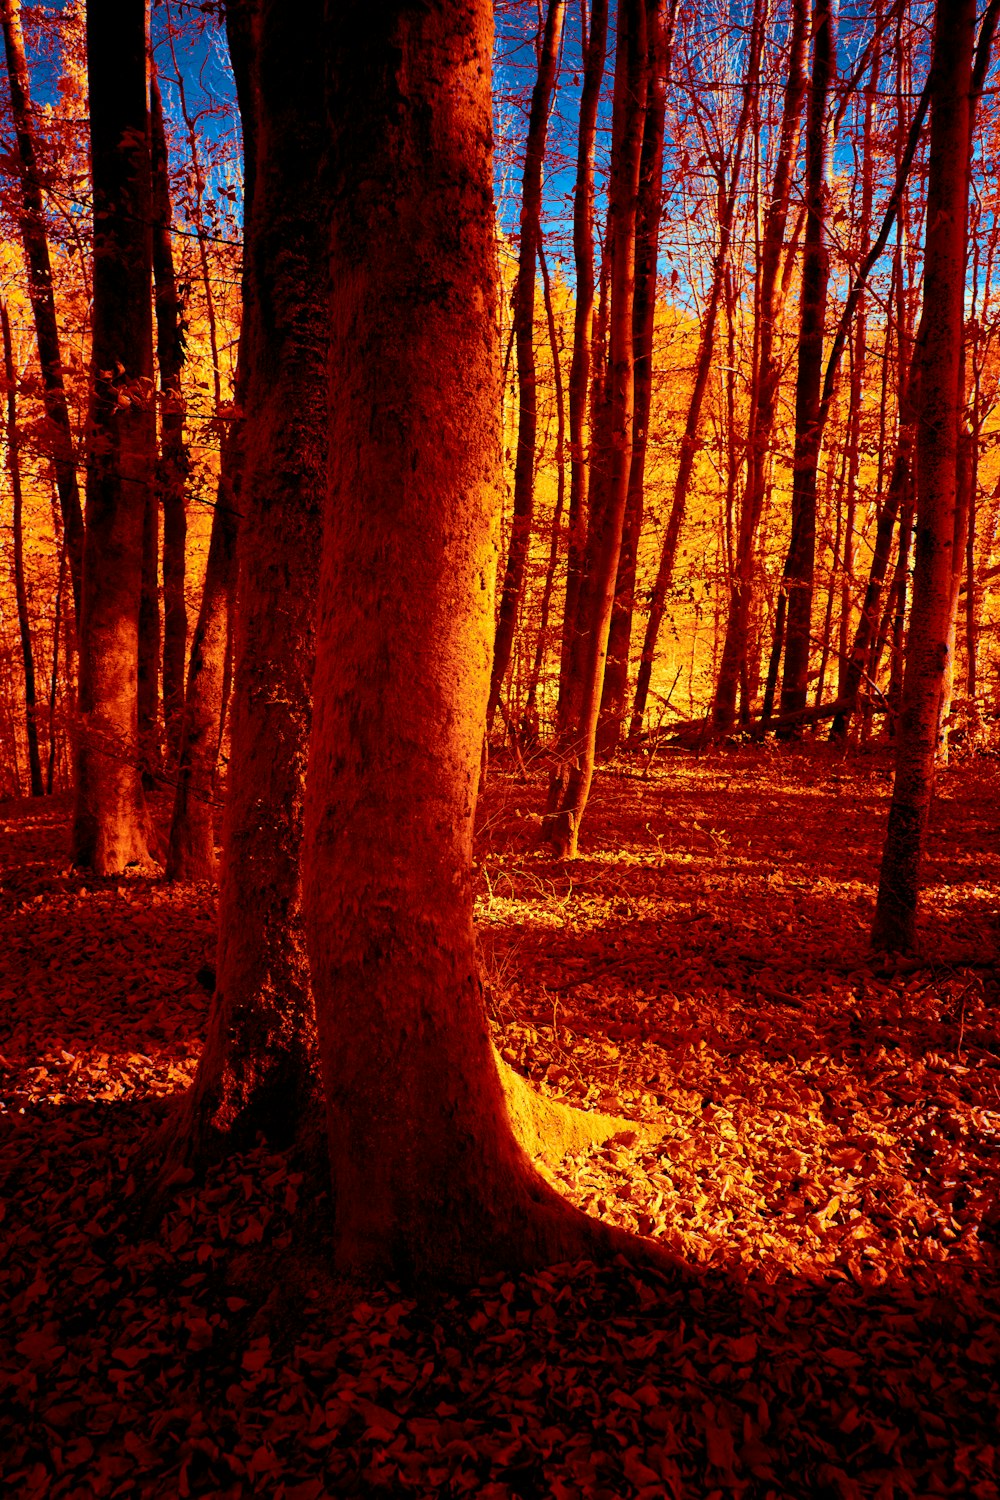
xmin=488 ymin=0 xmax=565 ymax=732
xmin=163 ymin=0 xmax=322 ymax=1158
xmin=776 ymin=0 xmax=836 ymax=727
xmin=710 ymin=0 xmax=808 ymax=738
xmin=872 ymin=0 xmax=976 ymax=951
xmin=1 ymin=0 xmax=85 ymax=622
xmin=2 ymin=300 xmax=42 ymax=795
xmin=150 ymin=67 xmax=189 ymax=766
xmin=289 ymin=0 xmax=675 ymax=1278
xmin=547 ymin=0 xmax=648 ymax=857
xmin=71 ymin=0 xmax=155 ymax=872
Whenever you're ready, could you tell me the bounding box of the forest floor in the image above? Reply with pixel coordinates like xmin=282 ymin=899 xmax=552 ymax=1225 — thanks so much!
xmin=1 ymin=744 xmax=999 ymax=1499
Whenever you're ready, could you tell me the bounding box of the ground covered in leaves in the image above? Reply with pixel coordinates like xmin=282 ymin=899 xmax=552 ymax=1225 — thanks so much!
xmin=1 ymin=746 xmax=999 ymax=1498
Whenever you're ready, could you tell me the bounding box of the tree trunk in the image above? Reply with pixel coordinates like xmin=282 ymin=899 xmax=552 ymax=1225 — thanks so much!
xmin=872 ymin=0 xmax=975 ymax=951
xmin=709 ymin=0 xmax=809 ymax=737
xmin=523 ymin=244 xmax=565 ymax=728
xmin=163 ymin=0 xmax=321 ymax=1156
xmin=596 ymin=0 xmax=672 ymax=756
xmin=777 ymin=0 xmax=836 ymax=727
xmin=487 ymin=0 xmax=565 ymax=730
xmin=165 ymin=436 xmax=240 ymax=881
xmin=71 ymin=0 xmax=155 ymax=873
xmin=0 ymin=0 xmax=85 ymax=621
xmin=558 ymin=0 xmax=609 ymax=736
xmin=547 ymin=0 xmax=648 ymax=857
xmin=150 ymin=68 xmax=189 ymax=767
xmin=2 ymin=301 xmax=43 ymax=796
xmin=302 ymin=0 xmax=671 ymax=1281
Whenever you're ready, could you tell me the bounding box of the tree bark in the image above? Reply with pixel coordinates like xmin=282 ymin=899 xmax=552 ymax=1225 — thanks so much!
xmin=2 ymin=301 xmax=43 ymax=795
xmin=304 ymin=0 xmax=673 ymax=1281
xmin=596 ymin=0 xmax=672 ymax=756
xmin=558 ymin=0 xmax=609 ymax=735
xmin=0 ymin=0 xmax=85 ymax=622
xmin=150 ymin=68 xmax=189 ymax=767
xmin=165 ymin=435 xmax=240 ymax=881
xmin=487 ymin=0 xmax=566 ymax=730
xmin=873 ymin=0 xmax=975 ymax=951
xmin=71 ymin=0 xmax=156 ymax=873
xmin=163 ymin=0 xmax=321 ymax=1155
xmin=777 ymin=0 xmax=836 ymax=727
xmin=709 ymin=0 xmax=809 ymax=737
xmin=547 ymin=0 xmax=648 ymax=857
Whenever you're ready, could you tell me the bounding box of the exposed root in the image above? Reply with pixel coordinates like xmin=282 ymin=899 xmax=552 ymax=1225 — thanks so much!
xmin=497 ymin=1051 xmax=658 ymax=1160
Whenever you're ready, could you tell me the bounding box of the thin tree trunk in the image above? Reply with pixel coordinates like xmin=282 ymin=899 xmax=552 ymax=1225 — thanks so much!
xmin=150 ymin=69 xmax=189 ymax=766
xmin=558 ymin=0 xmax=609 ymax=733
xmin=596 ymin=0 xmax=672 ymax=755
xmin=0 ymin=0 xmax=84 ymax=621
xmin=710 ymin=0 xmax=809 ymax=737
xmin=487 ymin=0 xmax=566 ymax=729
xmin=777 ymin=0 xmax=836 ymax=727
xmin=547 ymin=0 xmax=648 ymax=857
xmin=138 ymin=468 xmax=161 ymax=783
xmin=873 ymin=0 xmax=975 ymax=951
xmin=165 ymin=436 xmax=241 ymax=880
xmin=628 ymin=2 xmax=763 ymax=742
xmin=71 ymin=0 xmax=156 ymax=873
xmin=2 ymin=301 xmax=43 ymax=795
xmin=523 ymin=244 xmax=565 ymax=726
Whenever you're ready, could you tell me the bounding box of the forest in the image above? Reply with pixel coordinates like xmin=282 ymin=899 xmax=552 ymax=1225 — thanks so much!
xmin=0 ymin=0 xmax=998 ymax=1494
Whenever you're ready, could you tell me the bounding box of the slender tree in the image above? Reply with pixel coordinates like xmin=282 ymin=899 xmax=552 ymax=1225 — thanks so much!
xmin=558 ymin=0 xmax=610 ymax=733
xmin=710 ymin=0 xmax=809 ymax=738
xmin=2 ymin=301 xmax=42 ymax=796
xmin=0 ymin=0 xmax=85 ymax=621
xmin=150 ymin=68 xmax=189 ymax=765
xmin=488 ymin=0 xmax=566 ymax=729
xmin=597 ymin=0 xmax=673 ymax=755
xmin=777 ymin=0 xmax=836 ymax=726
xmin=873 ymin=0 xmax=975 ymax=951
xmin=71 ymin=0 xmax=156 ymax=873
xmin=547 ymin=0 xmax=648 ymax=856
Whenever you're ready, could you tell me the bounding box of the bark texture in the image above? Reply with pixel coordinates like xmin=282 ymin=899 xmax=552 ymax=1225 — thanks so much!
xmin=71 ymin=0 xmax=155 ymax=873
xmin=150 ymin=69 xmax=189 ymax=766
xmin=872 ymin=0 xmax=974 ymax=951
xmin=710 ymin=0 xmax=808 ymax=737
xmin=164 ymin=0 xmax=320 ymax=1151
xmin=304 ymin=0 xmax=675 ymax=1280
xmin=547 ymin=0 xmax=647 ymax=857
xmin=778 ymin=0 xmax=836 ymax=726
xmin=487 ymin=0 xmax=565 ymax=730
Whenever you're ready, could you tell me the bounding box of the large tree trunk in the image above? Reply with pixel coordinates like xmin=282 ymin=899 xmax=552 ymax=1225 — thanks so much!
xmin=303 ymin=0 xmax=671 ymax=1282
xmin=0 ymin=0 xmax=84 ymax=621
xmin=710 ymin=0 xmax=808 ymax=738
xmin=596 ymin=0 xmax=672 ymax=757
xmin=546 ymin=0 xmax=648 ymax=857
xmin=163 ymin=0 xmax=321 ymax=1157
xmin=71 ymin=0 xmax=155 ymax=873
xmin=2 ymin=301 xmax=43 ymax=796
xmin=872 ymin=0 xmax=975 ymax=951
xmin=777 ymin=0 xmax=836 ymax=726
xmin=487 ymin=0 xmax=565 ymax=730
xmin=150 ymin=69 xmax=189 ymax=767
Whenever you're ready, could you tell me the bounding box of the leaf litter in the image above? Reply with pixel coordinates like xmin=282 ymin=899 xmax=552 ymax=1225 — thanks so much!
xmin=1 ymin=748 xmax=998 ymax=1497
